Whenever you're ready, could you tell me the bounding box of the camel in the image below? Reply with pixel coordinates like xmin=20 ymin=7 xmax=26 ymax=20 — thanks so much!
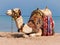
xmin=6 ymin=7 xmax=55 ymax=37
xmin=6 ymin=8 xmax=42 ymax=37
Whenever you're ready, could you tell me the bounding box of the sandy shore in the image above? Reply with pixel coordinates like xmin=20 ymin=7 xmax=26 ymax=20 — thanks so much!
xmin=0 ymin=32 xmax=60 ymax=45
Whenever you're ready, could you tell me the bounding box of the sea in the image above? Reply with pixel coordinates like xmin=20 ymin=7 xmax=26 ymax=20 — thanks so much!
xmin=0 ymin=15 xmax=60 ymax=33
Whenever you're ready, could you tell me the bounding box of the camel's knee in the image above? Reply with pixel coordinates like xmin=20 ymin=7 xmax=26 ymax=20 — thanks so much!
xmin=18 ymin=29 xmax=20 ymax=32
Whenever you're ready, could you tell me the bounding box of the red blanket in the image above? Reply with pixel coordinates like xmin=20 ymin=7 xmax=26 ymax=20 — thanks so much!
xmin=42 ymin=16 xmax=54 ymax=36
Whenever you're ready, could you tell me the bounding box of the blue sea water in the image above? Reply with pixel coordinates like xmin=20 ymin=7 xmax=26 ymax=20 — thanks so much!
xmin=0 ymin=15 xmax=60 ymax=33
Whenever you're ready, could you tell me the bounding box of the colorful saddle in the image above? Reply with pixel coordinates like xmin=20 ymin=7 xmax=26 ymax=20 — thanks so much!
xmin=41 ymin=7 xmax=54 ymax=36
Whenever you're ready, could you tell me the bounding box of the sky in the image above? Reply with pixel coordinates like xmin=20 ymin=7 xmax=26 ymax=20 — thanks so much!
xmin=0 ymin=0 xmax=60 ymax=16
xmin=0 ymin=0 xmax=60 ymax=32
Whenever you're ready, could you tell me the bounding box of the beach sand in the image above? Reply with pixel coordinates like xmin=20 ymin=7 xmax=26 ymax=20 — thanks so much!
xmin=0 ymin=32 xmax=60 ymax=45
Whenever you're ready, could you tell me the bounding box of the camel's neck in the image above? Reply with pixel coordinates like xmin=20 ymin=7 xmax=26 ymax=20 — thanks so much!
xmin=14 ymin=16 xmax=23 ymax=29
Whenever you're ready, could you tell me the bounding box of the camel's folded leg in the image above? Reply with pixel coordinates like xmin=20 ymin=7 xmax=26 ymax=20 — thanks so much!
xmin=22 ymin=24 xmax=33 ymax=33
xmin=23 ymin=34 xmax=29 ymax=38
xmin=29 ymin=29 xmax=42 ymax=37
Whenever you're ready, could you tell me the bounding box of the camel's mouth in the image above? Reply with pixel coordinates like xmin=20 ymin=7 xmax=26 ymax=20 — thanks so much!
xmin=6 ymin=9 xmax=13 ymax=16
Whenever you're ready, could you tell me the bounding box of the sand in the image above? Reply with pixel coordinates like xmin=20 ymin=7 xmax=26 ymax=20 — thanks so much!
xmin=0 ymin=32 xmax=60 ymax=45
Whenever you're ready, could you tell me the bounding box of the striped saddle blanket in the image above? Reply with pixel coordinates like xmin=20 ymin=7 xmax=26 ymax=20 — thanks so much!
xmin=42 ymin=16 xmax=54 ymax=36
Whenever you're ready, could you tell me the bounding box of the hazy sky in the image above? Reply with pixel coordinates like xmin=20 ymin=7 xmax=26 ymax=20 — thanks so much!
xmin=0 ymin=0 xmax=60 ymax=16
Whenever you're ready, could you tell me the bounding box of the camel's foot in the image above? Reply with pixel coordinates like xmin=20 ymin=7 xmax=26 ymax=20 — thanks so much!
xmin=29 ymin=33 xmax=42 ymax=37
xmin=23 ymin=34 xmax=29 ymax=38
xmin=29 ymin=33 xmax=36 ymax=37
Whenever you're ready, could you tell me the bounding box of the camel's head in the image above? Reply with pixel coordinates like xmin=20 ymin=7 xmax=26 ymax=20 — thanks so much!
xmin=13 ymin=8 xmax=21 ymax=16
xmin=6 ymin=8 xmax=21 ymax=20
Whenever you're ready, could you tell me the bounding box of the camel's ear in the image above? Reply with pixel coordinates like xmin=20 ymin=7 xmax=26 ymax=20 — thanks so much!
xmin=11 ymin=9 xmax=15 ymax=13
xmin=18 ymin=10 xmax=21 ymax=15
